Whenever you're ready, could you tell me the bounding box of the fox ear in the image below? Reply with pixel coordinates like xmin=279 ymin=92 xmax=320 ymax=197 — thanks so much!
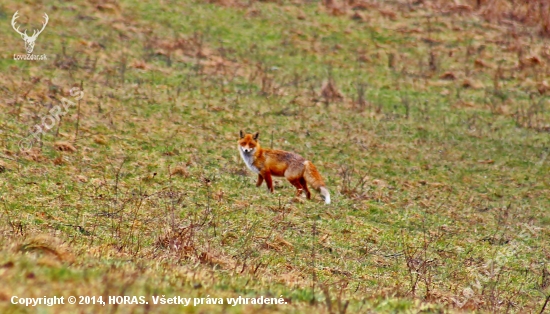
xmin=253 ymin=132 xmax=259 ymax=140
xmin=239 ymin=130 xmax=244 ymax=139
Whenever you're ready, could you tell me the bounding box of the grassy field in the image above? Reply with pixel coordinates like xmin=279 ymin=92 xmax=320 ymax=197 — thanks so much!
xmin=1 ymin=0 xmax=550 ymax=313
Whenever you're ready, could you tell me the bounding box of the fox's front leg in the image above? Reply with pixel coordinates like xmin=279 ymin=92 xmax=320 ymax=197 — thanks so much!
xmin=263 ymin=171 xmax=274 ymax=193
xmin=256 ymin=174 xmax=264 ymax=187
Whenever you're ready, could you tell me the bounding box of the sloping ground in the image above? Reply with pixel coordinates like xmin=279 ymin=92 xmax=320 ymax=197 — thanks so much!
xmin=0 ymin=0 xmax=549 ymax=313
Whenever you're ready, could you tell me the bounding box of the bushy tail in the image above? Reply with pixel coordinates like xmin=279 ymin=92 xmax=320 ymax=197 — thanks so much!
xmin=303 ymin=161 xmax=331 ymax=204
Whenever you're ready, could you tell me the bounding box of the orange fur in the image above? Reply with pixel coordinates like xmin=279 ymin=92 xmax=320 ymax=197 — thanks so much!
xmin=238 ymin=131 xmax=330 ymax=204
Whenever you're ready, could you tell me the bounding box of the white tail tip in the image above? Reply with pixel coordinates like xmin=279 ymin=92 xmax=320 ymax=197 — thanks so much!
xmin=320 ymin=187 xmax=330 ymax=204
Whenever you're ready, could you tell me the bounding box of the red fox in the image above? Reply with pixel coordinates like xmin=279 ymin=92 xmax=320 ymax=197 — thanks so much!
xmin=238 ymin=131 xmax=331 ymax=204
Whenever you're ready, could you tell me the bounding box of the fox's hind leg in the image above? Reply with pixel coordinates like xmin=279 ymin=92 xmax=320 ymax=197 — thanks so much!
xmin=288 ymin=179 xmax=304 ymax=197
xmin=299 ymin=177 xmax=311 ymax=199
xmin=256 ymin=174 xmax=264 ymax=187
xmin=285 ymin=165 xmax=307 ymax=198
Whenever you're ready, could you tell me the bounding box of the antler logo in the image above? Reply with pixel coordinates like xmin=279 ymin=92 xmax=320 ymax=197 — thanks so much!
xmin=11 ymin=11 xmax=49 ymax=54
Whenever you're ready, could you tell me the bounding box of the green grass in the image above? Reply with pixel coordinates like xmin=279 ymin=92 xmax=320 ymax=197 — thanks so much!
xmin=1 ymin=0 xmax=550 ymax=313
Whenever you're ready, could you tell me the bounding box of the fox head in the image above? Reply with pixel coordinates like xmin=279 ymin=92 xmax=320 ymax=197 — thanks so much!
xmin=238 ymin=130 xmax=259 ymax=154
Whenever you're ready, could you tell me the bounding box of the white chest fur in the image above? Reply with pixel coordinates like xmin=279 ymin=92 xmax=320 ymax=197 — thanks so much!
xmin=239 ymin=147 xmax=260 ymax=174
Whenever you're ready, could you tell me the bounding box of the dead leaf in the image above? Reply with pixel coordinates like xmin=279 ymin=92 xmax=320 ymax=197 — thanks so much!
xmin=142 ymin=172 xmax=157 ymax=182
xmin=53 ymin=155 xmax=64 ymax=166
xmin=494 ymin=104 xmax=511 ymax=115
xmin=351 ymin=11 xmax=366 ymax=21
xmin=453 ymin=100 xmax=476 ymax=108
xmin=474 ymin=58 xmax=494 ymax=69
xmin=96 ymin=3 xmax=120 ymax=14
xmin=538 ymin=81 xmax=549 ymax=95
xmin=91 ymin=178 xmax=106 ymax=186
xmin=214 ymin=189 xmax=224 ymax=202
xmin=462 ymin=78 xmax=484 ymax=89
xmin=448 ymin=4 xmax=473 ymax=13
xmin=291 ymin=194 xmax=306 ymax=203
xmin=357 ymin=52 xmax=371 ymax=63
xmin=379 ymin=9 xmax=397 ymax=20
xmin=478 ymin=159 xmax=495 ymax=164
xmin=21 ymin=148 xmax=46 ymax=162
xmin=130 ymin=60 xmax=148 ymax=70
xmin=54 ymin=142 xmax=77 ymax=153
xmin=521 ymin=55 xmax=543 ymax=67
xmin=93 ymin=135 xmax=107 ymax=145
xmin=263 ymin=241 xmax=282 ymax=252
xmin=19 ymin=235 xmax=74 ymax=263
xmin=440 ymin=71 xmax=457 ymax=80
xmin=372 ymin=179 xmax=387 ymax=187
xmin=206 ymin=0 xmax=240 ymax=7
xmin=275 ymin=235 xmax=294 ymax=249
xmin=327 ymin=267 xmax=352 ymax=276
xmin=246 ymin=8 xmax=261 ymax=17
xmin=170 ymin=165 xmax=188 ymax=177
xmin=321 ymin=79 xmax=344 ymax=102
xmin=75 ymin=175 xmax=88 ymax=183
